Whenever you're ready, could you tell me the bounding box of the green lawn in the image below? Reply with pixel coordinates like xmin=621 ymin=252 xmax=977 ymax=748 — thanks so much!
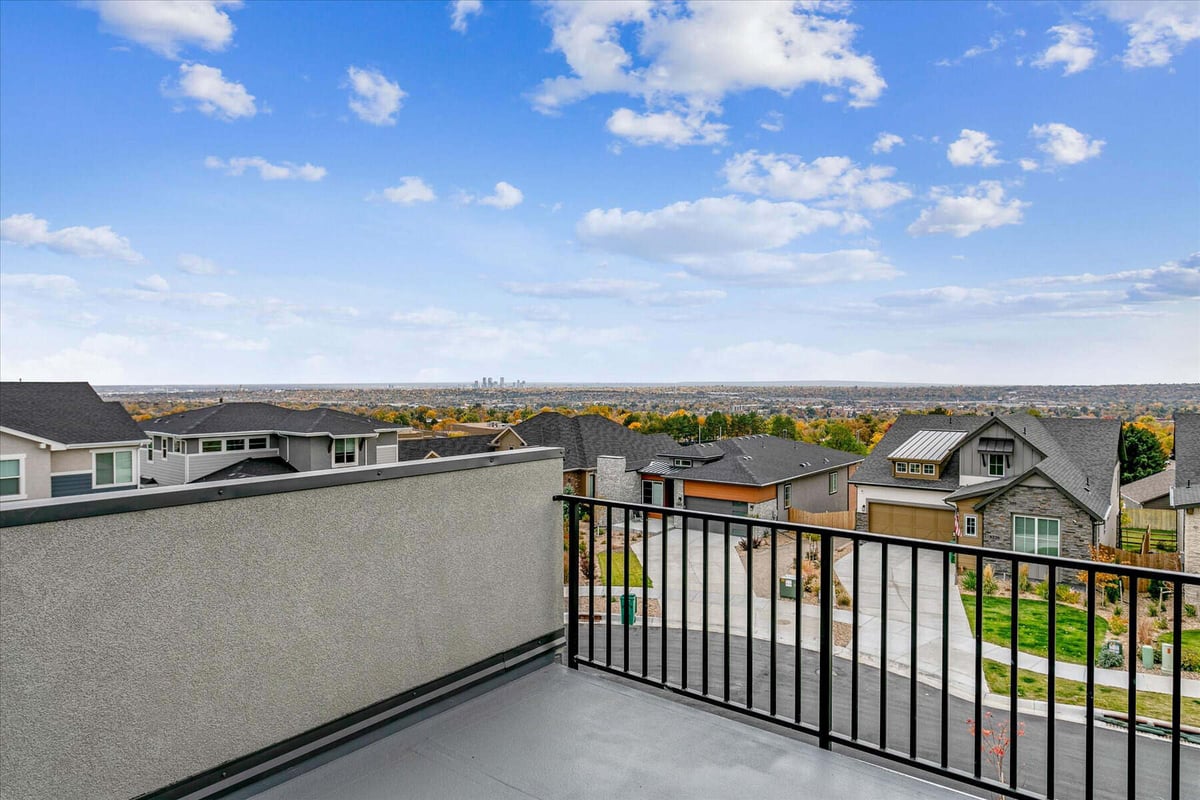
xmin=598 ymin=549 xmax=651 ymax=590
xmin=1158 ymin=629 xmax=1200 ymax=648
xmin=963 ymin=595 xmax=1108 ymax=664
xmin=982 ymin=661 xmax=1200 ymax=726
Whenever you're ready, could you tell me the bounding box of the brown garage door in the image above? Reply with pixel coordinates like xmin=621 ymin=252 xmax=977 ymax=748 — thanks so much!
xmin=867 ymin=502 xmax=955 ymax=542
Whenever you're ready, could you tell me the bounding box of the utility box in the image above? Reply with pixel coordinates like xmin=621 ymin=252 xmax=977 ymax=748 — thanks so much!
xmin=1104 ymin=640 xmax=1123 ymax=657
xmin=1142 ymin=644 xmax=1155 ymax=670
xmin=780 ymin=574 xmax=797 ymax=599
xmin=1162 ymin=642 xmax=1174 ymax=675
xmin=619 ymin=594 xmax=638 ymax=626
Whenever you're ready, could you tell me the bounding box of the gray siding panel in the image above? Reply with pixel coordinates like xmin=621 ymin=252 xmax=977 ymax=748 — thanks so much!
xmin=50 ymin=474 xmax=93 ymax=497
xmin=140 ymin=449 xmax=187 ymax=486
xmin=958 ymin=421 xmax=1042 ymax=480
xmin=786 ymin=468 xmax=848 ymax=513
xmin=187 ymin=449 xmax=282 ymax=483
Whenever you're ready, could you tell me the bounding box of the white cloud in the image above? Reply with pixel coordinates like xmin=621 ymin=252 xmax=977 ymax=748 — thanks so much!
xmin=0 ymin=333 xmax=148 ymax=383
xmin=191 ymin=329 xmax=270 ymax=351
xmin=167 ymin=63 xmax=256 ymax=120
xmin=1007 ymin=252 xmax=1200 ymax=301
xmin=871 ymin=132 xmax=904 ymax=154
xmin=390 ymin=307 xmax=488 ymax=327
xmin=376 ymin=176 xmax=437 ymax=205
xmin=1019 ymin=158 xmax=1040 ymax=172
xmin=936 ymin=32 xmax=1005 ymax=66
xmin=450 ymin=0 xmax=482 ymax=33
xmin=759 ymin=111 xmax=784 ymax=132
xmin=722 ymin=150 xmax=912 ymax=211
xmin=177 ymin=253 xmax=231 ymax=275
xmin=685 ymin=340 xmax=952 ymax=384
xmin=907 ymin=181 xmax=1028 ymax=238
xmin=1 ymin=213 xmax=144 ymax=263
xmin=1095 ymin=1 xmax=1200 ymax=68
xmin=0 ymin=273 xmax=81 ymax=299
xmin=477 ymin=181 xmax=524 ymax=209
xmin=679 ymin=249 xmax=899 ymax=287
xmin=503 ymin=277 xmax=726 ymax=306
xmin=1033 ymin=24 xmax=1097 ymax=75
xmin=135 ymin=274 xmax=170 ymax=292
xmin=532 ymin=1 xmax=885 ymax=145
xmin=1030 ymin=122 xmax=1105 ymax=166
xmin=204 ymin=155 xmax=326 ymax=181
xmin=946 ymin=129 xmax=1003 ymax=167
xmin=85 ymin=0 xmax=240 ymax=59
xmin=346 ymin=66 xmax=405 ymax=126
xmin=606 ymin=107 xmax=727 ymax=146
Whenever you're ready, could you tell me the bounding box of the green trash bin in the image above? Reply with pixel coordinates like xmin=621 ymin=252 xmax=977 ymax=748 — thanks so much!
xmin=620 ymin=594 xmax=638 ymax=626
xmin=780 ymin=574 xmax=797 ymax=599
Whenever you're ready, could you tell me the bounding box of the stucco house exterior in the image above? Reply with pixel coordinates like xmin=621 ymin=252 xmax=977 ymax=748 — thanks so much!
xmin=1 ymin=381 xmax=149 ymax=502
xmin=139 ymin=403 xmax=408 ymax=485
xmin=852 ymin=413 xmax=1121 ymax=573
xmin=630 ymin=435 xmax=863 ymax=529
xmin=1171 ymin=413 xmax=1200 ymax=604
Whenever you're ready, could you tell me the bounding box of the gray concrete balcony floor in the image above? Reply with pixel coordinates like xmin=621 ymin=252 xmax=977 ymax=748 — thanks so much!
xmin=237 ymin=660 xmax=970 ymax=800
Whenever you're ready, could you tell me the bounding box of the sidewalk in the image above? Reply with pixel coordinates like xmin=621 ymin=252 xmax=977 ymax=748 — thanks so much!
xmin=981 ymin=642 xmax=1200 ymax=698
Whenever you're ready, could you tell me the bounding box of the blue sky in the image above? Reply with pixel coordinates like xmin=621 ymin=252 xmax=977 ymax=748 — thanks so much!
xmin=1 ymin=0 xmax=1197 ymax=385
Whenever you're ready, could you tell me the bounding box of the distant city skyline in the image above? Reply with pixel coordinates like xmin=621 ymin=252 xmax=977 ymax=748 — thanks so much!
xmin=1 ymin=1 xmax=1198 ymax=385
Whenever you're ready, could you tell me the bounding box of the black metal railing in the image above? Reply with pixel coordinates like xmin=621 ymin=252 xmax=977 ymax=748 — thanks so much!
xmin=559 ymin=495 xmax=1198 ymax=800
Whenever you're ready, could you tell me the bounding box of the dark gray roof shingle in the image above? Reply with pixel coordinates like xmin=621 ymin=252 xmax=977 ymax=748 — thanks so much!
xmin=512 ymin=412 xmax=676 ymax=472
xmin=850 ymin=414 xmax=992 ymax=491
xmin=1174 ymin=413 xmax=1200 ymax=507
xmin=1120 ymin=464 xmax=1175 ymax=505
xmin=192 ymin=456 xmax=298 ymax=483
xmin=394 ymin=434 xmax=496 ymax=462
xmin=141 ymin=403 xmax=404 ymax=437
xmin=643 ymin=435 xmax=862 ymax=486
xmin=0 ymin=382 xmax=148 ymax=446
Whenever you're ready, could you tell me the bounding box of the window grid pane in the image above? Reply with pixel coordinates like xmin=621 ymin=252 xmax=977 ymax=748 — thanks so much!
xmin=115 ymin=452 xmax=133 ymax=483
xmin=0 ymin=460 xmax=19 ymax=478
xmin=96 ymin=453 xmax=114 ymax=485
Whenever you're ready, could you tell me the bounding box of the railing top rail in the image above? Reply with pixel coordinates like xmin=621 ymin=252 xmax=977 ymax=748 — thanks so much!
xmin=555 ymin=494 xmax=1199 ymax=584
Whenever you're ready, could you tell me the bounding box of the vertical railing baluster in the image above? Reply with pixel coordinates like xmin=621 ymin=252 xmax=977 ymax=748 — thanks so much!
xmin=940 ymin=548 xmax=949 ymax=768
xmin=1047 ymin=566 xmax=1057 ymax=800
xmin=1127 ymin=576 xmax=1138 ymax=800
xmin=818 ymin=531 xmax=833 ymax=750
xmin=724 ymin=519 xmax=731 ymax=703
xmin=681 ymin=514 xmax=689 ymax=691
xmin=1009 ymin=556 xmax=1018 ymax=792
xmin=851 ymin=538 xmax=860 ymax=740
xmin=588 ymin=501 xmax=596 ymax=661
xmin=880 ymin=542 xmax=889 ymax=751
xmin=1085 ymin=568 xmax=1096 ymax=800
xmin=642 ymin=508 xmax=649 ymax=678
xmin=567 ymin=497 xmax=579 ymax=669
xmin=974 ymin=559 xmax=983 ymax=780
xmin=910 ymin=545 xmax=919 ymax=760
xmin=746 ymin=523 xmax=754 ymax=709
xmin=1171 ymin=580 xmax=1183 ymax=800
xmin=662 ymin=510 xmax=669 ymax=686
xmin=623 ymin=507 xmax=630 ymax=674
xmin=703 ymin=518 xmax=710 ymax=696
xmin=770 ymin=526 xmax=778 ymax=717
xmin=605 ymin=503 xmax=613 ymax=668
xmin=796 ymin=528 xmax=805 ymax=726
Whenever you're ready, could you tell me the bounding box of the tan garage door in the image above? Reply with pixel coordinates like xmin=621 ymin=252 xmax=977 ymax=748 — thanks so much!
xmin=867 ymin=502 xmax=955 ymax=542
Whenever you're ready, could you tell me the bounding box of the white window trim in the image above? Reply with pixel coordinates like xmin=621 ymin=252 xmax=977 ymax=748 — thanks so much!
xmin=963 ymin=514 xmax=978 ymax=538
xmin=987 ymin=453 xmax=1006 ymax=477
xmin=333 ymin=437 xmax=358 ymax=466
xmin=201 ymin=439 xmax=224 ymax=453
xmin=894 ymin=462 xmax=908 ymax=474
xmin=829 ymin=471 xmax=838 ymax=495
xmin=93 ymin=448 xmax=137 ymax=489
xmin=248 ymin=436 xmax=269 ymax=450
xmin=0 ymin=453 xmax=28 ymax=500
xmin=783 ymin=482 xmax=792 ymax=509
xmin=225 ymin=438 xmax=247 ymax=453
xmin=923 ymin=463 xmax=936 ymax=476
xmin=1012 ymin=514 xmax=1060 ymax=556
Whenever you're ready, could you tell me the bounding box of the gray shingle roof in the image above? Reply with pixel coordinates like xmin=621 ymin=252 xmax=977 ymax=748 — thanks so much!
xmin=1120 ymin=464 xmax=1175 ymax=505
xmin=0 ymin=381 xmax=148 ymax=446
xmin=512 ymin=412 xmax=675 ymax=472
xmin=140 ymin=403 xmax=404 ymax=437
xmin=1173 ymin=413 xmax=1200 ymax=507
xmin=642 ymin=435 xmax=863 ymax=486
xmin=192 ymin=456 xmax=298 ymax=483
xmin=394 ymin=434 xmax=496 ymax=462
xmin=851 ymin=414 xmax=992 ymax=491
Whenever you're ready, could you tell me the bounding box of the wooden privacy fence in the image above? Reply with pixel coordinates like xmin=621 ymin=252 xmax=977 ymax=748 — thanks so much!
xmin=787 ymin=507 xmax=857 ymax=530
xmin=1097 ymin=544 xmax=1181 ymax=593
xmin=1125 ymin=507 xmax=1176 ymax=531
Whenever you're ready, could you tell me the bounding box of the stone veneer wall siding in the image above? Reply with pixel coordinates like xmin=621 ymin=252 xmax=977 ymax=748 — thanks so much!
xmin=1183 ymin=507 xmax=1199 ymax=605
xmin=981 ymin=485 xmax=1094 ymax=578
xmin=855 ymin=511 xmax=869 ymax=532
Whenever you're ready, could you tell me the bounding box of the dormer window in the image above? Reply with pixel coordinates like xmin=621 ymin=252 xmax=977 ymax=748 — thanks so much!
xmin=673 ymin=458 xmax=692 ymax=468
xmin=895 ymin=462 xmax=908 ymax=474
xmin=987 ymin=453 xmax=1006 ymax=477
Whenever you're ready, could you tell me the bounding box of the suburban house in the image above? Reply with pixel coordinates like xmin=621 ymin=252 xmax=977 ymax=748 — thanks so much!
xmin=1172 ymin=412 xmax=1200 ymax=602
xmin=1 ymin=381 xmax=149 ymax=502
xmin=139 ymin=402 xmax=408 ymax=485
xmin=630 ymin=435 xmax=862 ymax=527
xmin=394 ymin=431 xmax=512 ymax=461
xmin=1120 ymin=463 xmax=1175 ymax=509
xmin=851 ymin=413 xmax=1121 ymax=569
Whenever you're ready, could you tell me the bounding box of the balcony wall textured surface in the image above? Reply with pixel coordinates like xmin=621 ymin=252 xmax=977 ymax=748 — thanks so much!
xmin=0 ymin=451 xmax=563 ymax=800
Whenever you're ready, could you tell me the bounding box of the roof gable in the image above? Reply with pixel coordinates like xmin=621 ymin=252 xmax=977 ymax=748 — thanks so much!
xmin=0 ymin=382 xmax=148 ymax=447
xmin=643 ymin=434 xmax=862 ymax=486
xmin=141 ymin=403 xmax=404 ymax=437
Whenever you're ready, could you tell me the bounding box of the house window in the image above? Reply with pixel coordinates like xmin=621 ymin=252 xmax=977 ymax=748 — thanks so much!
xmin=964 ymin=514 xmax=978 ymax=538
xmin=641 ymin=479 xmax=664 ymax=506
xmin=94 ymin=451 xmax=134 ymax=487
xmin=146 ymin=442 xmax=153 ymax=462
xmin=226 ymin=439 xmax=246 ymax=452
xmin=0 ymin=457 xmax=24 ymax=498
xmin=1013 ymin=515 xmax=1059 ymax=556
xmin=174 ymin=439 xmax=185 ymax=454
xmin=201 ymin=440 xmax=222 ymax=453
xmin=161 ymin=437 xmax=169 ymax=458
xmin=829 ymin=472 xmax=838 ymax=495
xmin=334 ymin=438 xmax=357 ymax=465
xmin=731 ymin=501 xmax=749 ymax=516
xmin=923 ymin=464 xmax=936 ymax=476
xmin=895 ymin=462 xmax=908 ymax=474
xmin=987 ymin=453 xmax=1006 ymax=477
xmin=586 ymin=472 xmax=595 ymax=497
xmin=673 ymin=458 xmax=692 ymax=468
xmin=909 ymin=463 xmax=921 ymax=475
xmin=248 ymin=437 xmax=268 ymax=450
xmin=783 ymin=483 xmax=792 ymax=509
